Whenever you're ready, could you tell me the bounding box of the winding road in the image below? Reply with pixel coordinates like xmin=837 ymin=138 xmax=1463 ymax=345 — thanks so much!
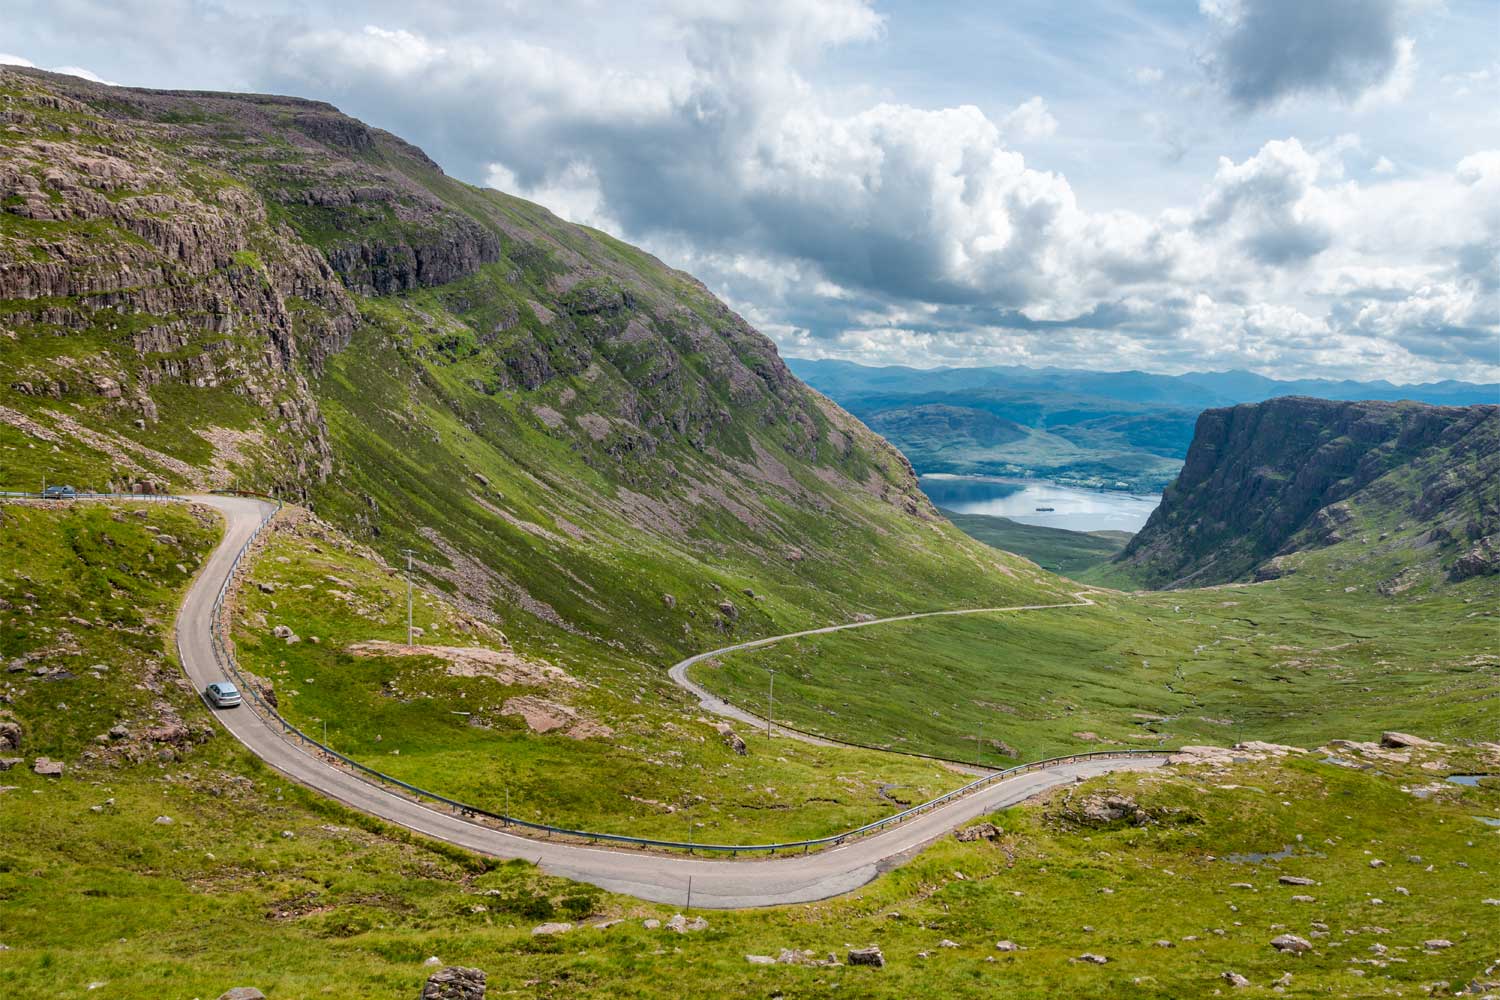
xmin=177 ymin=494 xmax=1165 ymax=908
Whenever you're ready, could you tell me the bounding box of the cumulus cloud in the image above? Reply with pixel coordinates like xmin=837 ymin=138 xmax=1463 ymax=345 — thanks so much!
xmin=1195 ymin=138 xmax=1337 ymax=264
xmin=999 ymin=97 xmax=1058 ymax=140
xmin=1202 ymin=0 xmax=1416 ymax=110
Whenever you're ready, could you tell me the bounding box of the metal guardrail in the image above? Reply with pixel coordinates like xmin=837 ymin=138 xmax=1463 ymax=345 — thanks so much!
xmin=14 ymin=487 xmax=1171 ymax=856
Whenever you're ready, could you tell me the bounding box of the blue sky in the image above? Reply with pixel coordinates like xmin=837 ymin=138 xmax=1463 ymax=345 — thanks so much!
xmin=5 ymin=0 xmax=1498 ymax=382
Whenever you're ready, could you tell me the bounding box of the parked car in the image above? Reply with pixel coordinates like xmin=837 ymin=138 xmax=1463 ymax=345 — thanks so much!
xmin=203 ymin=681 xmax=242 ymax=708
xmin=42 ymin=485 xmax=78 ymax=499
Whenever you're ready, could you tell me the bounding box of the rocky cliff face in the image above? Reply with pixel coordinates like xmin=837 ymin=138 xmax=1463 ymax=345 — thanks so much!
xmin=1115 ymin=396 xmax=1500 ymax=589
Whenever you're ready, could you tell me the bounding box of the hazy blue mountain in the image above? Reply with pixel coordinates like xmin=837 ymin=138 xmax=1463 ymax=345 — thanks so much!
xmin=788 ymin=358 xmax=1498 ymax=491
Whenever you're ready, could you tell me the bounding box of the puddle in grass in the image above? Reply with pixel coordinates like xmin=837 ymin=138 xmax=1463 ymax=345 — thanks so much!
xmin=1446 ymin=774 xmax=1496 ymax=787
xmin=1473 ymin=816 xmax=1500 ymax=827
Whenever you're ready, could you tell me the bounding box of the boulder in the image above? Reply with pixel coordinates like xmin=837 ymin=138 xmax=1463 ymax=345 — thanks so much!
xmin=0 ymin=720 xmax=21 ymax=751
xmin=420 ymin=966 xmax=486 ymax=1000
xmin=955 ymin=821 xmax=1002 ymax=843
xmin=1270 ymin=934 xmax=1312 ymax=954
xmin=1070 ymin=793 xmax=1146 ymax=825
xmin=642 ymin=919 xmax=660 ymax=930
xmin=1073 ymin=953 xmax=1109 ymax=965
xmin=665 ymin=913 xmax=707 ymax=933
xmin=531 ymin=922 xmax=572 ymax=936
xmin=1380 ymin=732 xmax=1441 ymax=750
xmin=995 ymin=940 xmax=1020 ymax=952
xmin=1278 ymin=876 xmax=1316 ymax=886
xmin=1423 ymin=939 xmax=1453 ymax=950
xmin=1222 ymin=972 xmax=1251 ymax=988
xmin=218 ymin=990 xmax=266 ymax=1000
xmin=713 ymin=722 xmax=748 ymax=756
xmin=847 ymin=946 xmax=884 ymax=967
xmin=32 ymin=757 xmax=63 ymax=777
xmin=0 ymin=757 xmax=22 ymax=771
xmin=717 ymin=601 xmax=738 ymax=621
xmin=1254 ymin=556 xmax=1296 ymax=582
xmin=745 ymin=955 xmax=775 ymax=965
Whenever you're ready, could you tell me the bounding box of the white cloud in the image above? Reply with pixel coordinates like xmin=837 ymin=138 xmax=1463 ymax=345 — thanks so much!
xmin=0 ymin=52 xmax=115 ymax=85
xmin=999 ymin=96 xmax=1058 ymax=140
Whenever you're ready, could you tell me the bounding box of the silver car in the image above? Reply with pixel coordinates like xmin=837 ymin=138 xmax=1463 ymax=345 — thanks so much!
xmin=204 ymin=681 xmax=242 ymax=708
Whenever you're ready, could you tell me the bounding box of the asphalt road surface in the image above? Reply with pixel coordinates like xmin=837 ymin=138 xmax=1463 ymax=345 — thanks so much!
xmin=178 ymin=494 xmax=1164 ymax=908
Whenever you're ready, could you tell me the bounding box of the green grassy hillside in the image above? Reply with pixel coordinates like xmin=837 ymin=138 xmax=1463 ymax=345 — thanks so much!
xmin=940 ymin=509 xmax=1128 ymax=577
xmin=5 ymin=502 xmax=1498 ymax=999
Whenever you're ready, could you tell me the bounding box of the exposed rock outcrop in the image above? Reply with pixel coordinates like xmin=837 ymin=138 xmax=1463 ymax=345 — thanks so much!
xmin=1115 ymin=397 xmax=1499 ymax=589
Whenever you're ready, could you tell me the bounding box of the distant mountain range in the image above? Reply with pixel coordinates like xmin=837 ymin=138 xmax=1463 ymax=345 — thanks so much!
xmin=788 ymin=358 xmax=1498 ymax=492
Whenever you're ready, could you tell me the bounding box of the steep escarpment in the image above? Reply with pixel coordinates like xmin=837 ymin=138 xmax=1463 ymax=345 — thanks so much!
xmin=1114 ymin=396 xmax=1500 ymax=589
xmin=0 ymin=67 xmax=1059 ymax=659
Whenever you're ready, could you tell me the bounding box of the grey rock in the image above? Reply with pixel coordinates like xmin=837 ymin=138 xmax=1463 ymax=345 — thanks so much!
xmin=1223 ymin=971 xmax=1251 ymax=988
xmin=847 ymin=946 xmax=885 ymax=967
xmin=32 ymin=757 xmax=63 ymax=777
xmin=218 ymin=990 xmax=266 ymax=1000
xmin=420 ymin=966 xmax=486 ymax=1000
xmin=1278 ymin=876 xmax=1316 ymax=886
xmin=1074 ymin=953 xmax=1109 ymax=965
xmin=1270 ymin=934 xmax=1312 ymax=954
xmin=530 ymin=922 xmax=572 ymax=936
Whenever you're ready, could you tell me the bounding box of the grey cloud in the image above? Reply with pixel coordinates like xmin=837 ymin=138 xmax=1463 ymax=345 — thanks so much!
xmin=1204 ymin=0 xmax=1410 ymax=110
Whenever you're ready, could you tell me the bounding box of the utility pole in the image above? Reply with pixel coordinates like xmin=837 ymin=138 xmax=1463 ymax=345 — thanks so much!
xmin=767 ymin=669 xmax=775 ymax=740
xmin=401 ymin=548 xmax=416 ymax=647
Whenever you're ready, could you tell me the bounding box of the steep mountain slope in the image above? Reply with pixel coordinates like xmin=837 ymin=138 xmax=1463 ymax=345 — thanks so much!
xmin=0 ymin=67 xmax=1060 ymax=664
xmin=1112 ymin=396 xmax=1500 ymax=589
